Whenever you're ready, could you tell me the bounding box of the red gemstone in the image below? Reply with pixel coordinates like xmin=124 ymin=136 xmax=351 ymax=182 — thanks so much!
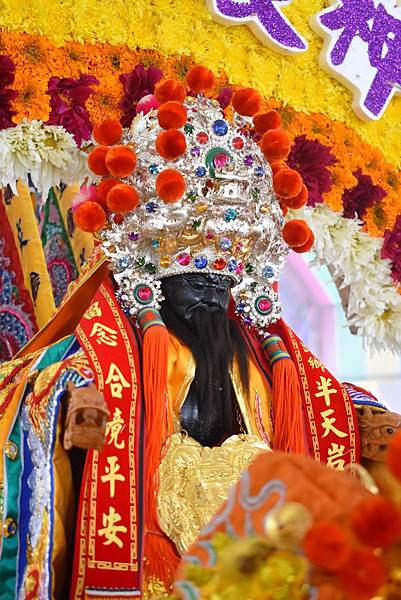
xmin=113 ymin=214 xmax=124 ymax=224
xmin=196 ymin=132 xmax=209 ymax=144
xmin=233 ymin=137 xmax=244 ymax=150
xmin=138 ymin=286 xmax=152 ymax=302
xmin=177 ymin=252 xmax=191 ymax=266
xmin=214 ymin=258 xmax=226 ymax=270
xmin=259 ymin=298 xmax=272 ymax=312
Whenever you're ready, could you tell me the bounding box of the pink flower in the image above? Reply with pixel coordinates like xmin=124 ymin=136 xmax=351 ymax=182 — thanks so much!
xmin=119 ymin=64 xmax=163 ymax=127
xmin=381 ymin=215 xmax=401 ymax=285
xmin=136 ymin=94 xmax=160 ymax=115
xmin=287 ymin=135 xmax=337 ymax=206
xmin=72 ymin=185 xmax=97 ymax=212
xmin=342 ymin=169 xmax=386 ymax=221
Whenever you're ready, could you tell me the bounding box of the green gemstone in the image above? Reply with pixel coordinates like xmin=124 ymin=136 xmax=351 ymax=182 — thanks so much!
xmin=136 ymin=257 xmax=145 ymax=268
xmin=188 ymin=191 xmax=197 ymax=202
xmin=145 ymin=263 xmax=157 ymax=275
xmin=245 ymin=263 xmax=254 ymax=274
xmin=192 ymin=219 xmax=202 ymax=230
xmin=184 ymin=123 xmax=194 ymax=134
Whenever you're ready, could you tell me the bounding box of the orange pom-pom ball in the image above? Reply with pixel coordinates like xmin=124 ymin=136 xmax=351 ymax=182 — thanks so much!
xmin=387 ymin=430 xmax=401 ymax=481
xmin=337 ymin=548 xmax=387 ymax=600
xmin=232 ymin=87 xmax=262 ymax=117
xmin=273 ymin=168 xmax=303 ymax=199
xmin=155 ymin=79 xmax=187 ymax=103
xmin=302 ymin=521 xmax=351 ymax=572
xmin=96 ymin=178 xmax=119 ymax=208
xmin=292 ymin=230 xmax=314 ymax=253
xmin=352 ymin=495 xmax=401 ymax=548
xmin=186 ymin=65 xmax=215 ymax=94
xmin=156 ymin=129 xmax=187 ymax=161
xmin=105 ymin=145 xmax=137 ymax=178
xmin=157 ymin=101 xmax=187 ymax=130
xmin=73 ymin=201 xmax=107 ymax=233
xmin=156 ymin=169 xmax=186 ymax=202
xmin=88 ymin=146 xmax=110 ymax=176
xmin=260 ymin=129 xmax=291 ymax=161
xmin=282 ymin=219 xmax=312 ymax=248
xmin=107 ymin=183 xmax=139 ymax=214
xmin=270 ymin=161 xmax=286 ymax=176
xmin=282 ymin=184 xmax=308 ymax=209
xmin=93 ymin=119 xmax=123 ymax=146
xmin=253 ymin=110 xmax=282 ymax=134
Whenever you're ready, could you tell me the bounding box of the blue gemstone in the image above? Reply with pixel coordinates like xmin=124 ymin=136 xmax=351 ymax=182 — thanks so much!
xmin=236 ymin=302 xmax=245 ymax=314
xmin=145 ymin=202 xmax=157 ymax=213
xmin=255 ymin=166 xmax=265 ymax=177
xmin=194 ymin=255 xmax=208 ymax=269
xmin=148 ymin=163 xmax=159 ymax=174
xmin=228 ymin=259 xmax=238 ymax=272
xmin=219 ymin=237 xmax=232 ymax=251
xmin=195 ymin=166 xmax=206 ymax=177
xmin=262 ymin=265 xmax=274 ymax=278
xmin=224 ymin=208 xmax=238 ymax=222
xmin=151 ymin=239 xmax=160 ymax=249
xmin=212 ymin=119 xmax=228 ymax=136
xmin=118 ymin=256 xmax=129 ymax=269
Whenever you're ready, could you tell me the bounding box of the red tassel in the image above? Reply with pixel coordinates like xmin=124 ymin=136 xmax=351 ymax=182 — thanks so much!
xmin=262 ymin=335 xmax=305 ymax=454
xmin=137 ymin=309 xmax=180 ymax=587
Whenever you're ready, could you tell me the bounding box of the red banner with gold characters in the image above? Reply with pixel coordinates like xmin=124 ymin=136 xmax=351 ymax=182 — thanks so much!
xmin=275 ymin=321 xmax=360 ymax=470
xmin=71 ymin=278 xmax=144 ymax=600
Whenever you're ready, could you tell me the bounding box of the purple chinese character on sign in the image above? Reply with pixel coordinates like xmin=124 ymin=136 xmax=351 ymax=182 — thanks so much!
xmin=206 ymin=0 xmax=308 ymax=54
xmin=365 ymin=4 xmax=401 ymax=117
xmin=314 ymin=0 xmax=401 ymax=119
xmin=318 ymin=0 xmax=375 ymax=65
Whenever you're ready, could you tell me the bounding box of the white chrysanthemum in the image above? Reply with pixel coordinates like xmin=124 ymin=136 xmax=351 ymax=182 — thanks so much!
xmin=0 ymin=121 xmax=92 ymax=198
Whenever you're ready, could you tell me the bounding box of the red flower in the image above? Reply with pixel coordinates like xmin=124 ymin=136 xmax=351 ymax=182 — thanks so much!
xmin=302 ymin=521 xmax=351 ymax=572
xmin=381 ymin=214 xmax=401 ymax=285
xmin=119 ymin=64 xmax=163 ymax=127
xmin=0 ymin=55 xmax=18 ymax=130
xmin=46 ymin=74 xmax=99 ymax=146
xmin=287 ymin=135 xmax=337 ymax=207
xmin=342 ymin=169 xmax=386 ymax=221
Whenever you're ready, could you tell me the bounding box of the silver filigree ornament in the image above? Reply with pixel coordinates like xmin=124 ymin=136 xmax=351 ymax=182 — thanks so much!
xmin=100 ymin=95 xmax=289 ymax=332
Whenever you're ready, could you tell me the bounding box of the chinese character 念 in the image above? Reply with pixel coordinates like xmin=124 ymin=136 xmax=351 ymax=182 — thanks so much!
xmin=89 ymin=322 xmax=118 ymax=347
xmin=106 ymin=407 xmax=126 ymax=450
xmin=320 ymin=409 xmax=348 ymax=439
xmin=98 ymin=506 xmax=127 ymax=548
xmin=101 ymin=456 xmax=126 ymax=498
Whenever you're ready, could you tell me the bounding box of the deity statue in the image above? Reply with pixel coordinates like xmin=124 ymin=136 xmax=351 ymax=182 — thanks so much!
xmin=0 ymin=66 xmax=398 ymax=600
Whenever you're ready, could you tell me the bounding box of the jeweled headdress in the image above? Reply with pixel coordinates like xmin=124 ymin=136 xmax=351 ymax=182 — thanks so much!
xmin=74 ymin=66 xmax=313 ymax=334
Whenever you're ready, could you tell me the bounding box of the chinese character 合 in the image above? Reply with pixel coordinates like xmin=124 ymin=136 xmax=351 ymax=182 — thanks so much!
xmin=206 ymin=0 xmax=308 ymax=54
xmin=320 ymin=408 xmax=348 ymax=439
xmin=98 ymin=506 xmax=127 ymax=548
xmin=101 ymin=456 xmax=126 ymax=498
xmin=315 ymin=0 xmax=401 ymax=119
xmin=315 ymin=376 xmax=337 ymax=407
xmin=89 ymin=322 xmax=118 ymax=347
xmin=106 ymin=407 xmax=126 ymax=449
xmin=327 ymin=442 xmax=346 ymax=470
xmin=105 ymin=363 xmax=130 ymax=399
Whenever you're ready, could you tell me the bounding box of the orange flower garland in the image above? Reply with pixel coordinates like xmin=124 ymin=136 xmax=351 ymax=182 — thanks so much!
xmin=0 ymin=29 xmax=400 ymax=241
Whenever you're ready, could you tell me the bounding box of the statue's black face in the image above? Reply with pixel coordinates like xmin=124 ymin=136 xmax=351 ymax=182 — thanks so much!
xmin=161 ymin=273 xmax=232 ymax=323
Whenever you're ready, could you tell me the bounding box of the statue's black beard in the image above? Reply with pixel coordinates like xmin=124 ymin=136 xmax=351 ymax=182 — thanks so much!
xmin=160 ymin=303 xmax=249 ymax=444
